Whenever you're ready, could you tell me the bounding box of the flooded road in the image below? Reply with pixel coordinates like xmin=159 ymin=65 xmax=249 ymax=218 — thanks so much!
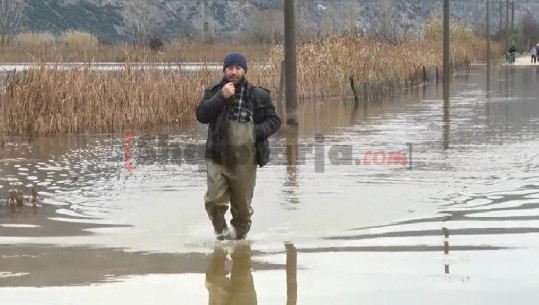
xmin=1 ymin=66 xmax=539 ymax=304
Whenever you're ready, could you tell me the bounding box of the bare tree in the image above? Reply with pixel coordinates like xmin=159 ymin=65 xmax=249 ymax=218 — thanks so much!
xmin=244 ymin=10 xmax=284 ymax=43
xmin=0 ymin=0 xmax=26 ymax=45
xmin=122 ymin=0 xmax=163 ymax=47
xmin=295 ymin=0 xmax=357 ymax=41
xmin=319 ymin=5 xmax=350 ymax=36
xmin=296 ymin=0 xmax=313 ymax=40
xmin=522 ymin=14 xmax=539 ymax=47
xmin=374 ymin=0 xmax=413 ymax=44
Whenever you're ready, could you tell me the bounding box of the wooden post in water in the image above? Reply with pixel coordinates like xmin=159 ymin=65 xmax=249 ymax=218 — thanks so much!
xmin=363 ymin=82 xmax=368 ymax=101
xmin=349 ymin=76 xmax=360 ymax=107
xmin=443 ymin=0 xmax=450 ymax=103
xmin=349 ymin=76 xmax=360 ymax=123
xmin=286 ymin=243 xmax=297 ymax=305
xmin=443 ymin=228 xmax=450 ymax=274
xmin=284 ymin=0 xmax=298 ymax=130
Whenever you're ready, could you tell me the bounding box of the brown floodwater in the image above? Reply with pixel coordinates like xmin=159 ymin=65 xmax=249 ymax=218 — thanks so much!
xmin=1 ymin=65 xmax=539 ymax=304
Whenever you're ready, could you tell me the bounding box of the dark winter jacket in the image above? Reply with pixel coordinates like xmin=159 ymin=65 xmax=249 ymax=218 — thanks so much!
xmin=195 ymin=79 xmax=281 ymax=167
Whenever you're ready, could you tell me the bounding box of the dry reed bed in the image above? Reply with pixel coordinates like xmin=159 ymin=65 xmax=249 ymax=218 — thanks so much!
xmin=0 ymin=66 xmax=227 ymax=135
xmin=0 ymin=42 xmax=273 ymax=63
xmin=267 ymin=35 xmax=501 ymax=100
xmin=0 ymin=35 xmax=501 ymax=137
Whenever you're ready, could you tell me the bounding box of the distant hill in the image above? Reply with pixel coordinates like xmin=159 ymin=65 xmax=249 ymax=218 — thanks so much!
xmin=17 ymin=0 xmax=539 ymax=44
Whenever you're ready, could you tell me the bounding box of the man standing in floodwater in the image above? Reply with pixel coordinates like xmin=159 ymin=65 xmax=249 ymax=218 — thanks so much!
xmin=195 ymin=52 xmax=281 ymax=240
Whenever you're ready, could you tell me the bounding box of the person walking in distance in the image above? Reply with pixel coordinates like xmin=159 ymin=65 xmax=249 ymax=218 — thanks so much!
xmin=196 ymin=52 xmax=281 ymax=240
xmin=530 ymin=45 xmax=537 ymax=64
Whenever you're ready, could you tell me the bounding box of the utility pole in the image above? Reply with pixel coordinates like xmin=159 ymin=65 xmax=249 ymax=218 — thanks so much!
xmin=506 ymin=0 xmax=509 ymax=50
xmin=284 ymin=0 xmax=298 ymax=129
xmin=511 ymin=0 xmax=515 ymax=45
xmin=349 ymin=0 xmax=356 ymax=34
xmin=487 ymin=0 xmax=491 ymax=67
xmin=487 ymin=0 xmax=491 ymax=83
xmin=443 ymin=0 xmax=450 ymax=102
xmin=443 ymin=0 xmax=451 ymax=150
xmin=499 ymin=0 xmax=502 ymax=39
xmin=199 ymin=1 xmax=210 ymax=42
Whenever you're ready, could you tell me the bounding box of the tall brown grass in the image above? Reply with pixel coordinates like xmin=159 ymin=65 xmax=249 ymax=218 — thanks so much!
xmin=60 ymin=30 xmax=100 ymax=49
xmin=0 ymin=38 xmax=274 ymax=63
xmin=0 ymin=31 xmax=502 ymax=137
xmin=14 ymin=32 xmax=57 ymax=49
xmin=1 ymin=65 xmax=219 ymax=135
xmin=267 ymin=35 xmax=501 ymax=100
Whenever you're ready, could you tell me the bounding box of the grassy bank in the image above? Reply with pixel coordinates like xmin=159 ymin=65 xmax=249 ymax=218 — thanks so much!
xmin=0 ymin=32 xmax=502 ymax=137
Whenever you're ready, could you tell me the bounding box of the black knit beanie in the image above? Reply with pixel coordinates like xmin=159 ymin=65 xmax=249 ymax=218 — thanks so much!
xmin=223 ymin=52 xmax=248 ymax=72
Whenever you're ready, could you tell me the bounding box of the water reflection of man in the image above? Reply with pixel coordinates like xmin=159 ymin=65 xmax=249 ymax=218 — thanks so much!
xmin=206 ymin=243 xmax=257 ymax=305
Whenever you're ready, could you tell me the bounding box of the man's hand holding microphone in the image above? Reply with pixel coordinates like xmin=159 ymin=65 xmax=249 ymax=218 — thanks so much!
xmin=221 ymin=82 xmax=235 ymax=100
